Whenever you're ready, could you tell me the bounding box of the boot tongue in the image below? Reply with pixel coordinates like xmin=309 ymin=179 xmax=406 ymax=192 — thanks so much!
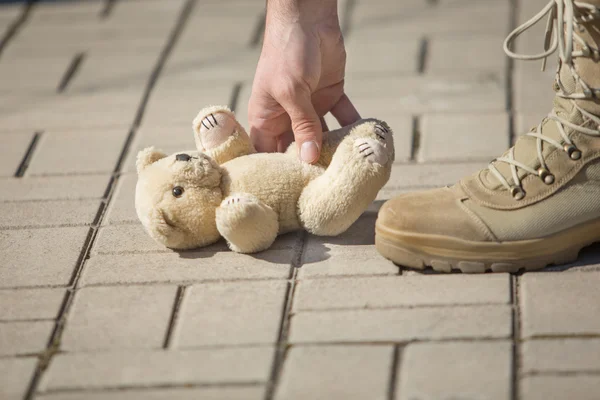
xmin=480 ymin=92 xmax=582 ymax=190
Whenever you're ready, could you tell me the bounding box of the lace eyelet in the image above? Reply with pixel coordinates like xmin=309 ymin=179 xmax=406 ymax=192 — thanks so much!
xmin=537 ymin=168 xmax=555 ymax=184
xmin=564 ymin=144 xmax=582 ymax=160
xmin=511 ymin=187 xmax=526 ymax=200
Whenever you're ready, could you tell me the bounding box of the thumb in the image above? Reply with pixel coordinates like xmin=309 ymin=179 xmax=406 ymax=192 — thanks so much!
xmin=280 ymin=91 xmax=322 ymax=164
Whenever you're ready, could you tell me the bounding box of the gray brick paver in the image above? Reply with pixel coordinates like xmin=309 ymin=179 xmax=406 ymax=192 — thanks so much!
xmin=427 ymin=34 xmax=507 ymax=73
xmin=81 ymin=250 xmax=292 ymax=286
xmin=0 ymin=320 xmax=54 ymax=355
xmin=174 ymin=281 xmax=287 ymax=347
xmin=61 ymin=285 xmax=177 ymax=351
xmin=398 ymin=341 xmax=512 ymax=400
xmin=40 ymin=347 xmax=274 ymax=391
xmin=521 ymin=338 xmax=600 ymax=374
xmin=419 ymin=112 xmax=509 ymax=162
xmin=520 ymin=376 xmax=600 ymax=400
xmin=294 ymin=274 xmax=510 ymax=311
xmin=0 ymin=174 xmax=109 ymax=201
xmin=0 ymin=357 xmax=38 ymax=400
xmin=521 ymin=272 xmax=600 ymax=338
xmin=289 ymin=305 xmax=512 ymax=343
xmin=37 ymin=386 xmax=266 ymax=400
xmin=0 ymin=288 xmax=65 ymax=320
xmin=0 ymin=227 xmax=89 ymax=288
xmin=26 ymin=129 xmax=127 ymax=175
xmin=275 ymin=345 xmax=393 ymax=400
xmin=0 ymin=199 xmax=100 ymax=228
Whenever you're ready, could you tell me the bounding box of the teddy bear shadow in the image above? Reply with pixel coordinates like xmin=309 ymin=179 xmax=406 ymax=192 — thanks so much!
xmin=174 ymin=200 xmax=386 ymax=266
xmin=299 ymin=200 xmax=385 ymax=266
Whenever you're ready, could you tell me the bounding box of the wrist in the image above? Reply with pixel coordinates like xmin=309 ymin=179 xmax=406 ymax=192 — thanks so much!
xmin=266 ymin=0 xmax=338 ymax=27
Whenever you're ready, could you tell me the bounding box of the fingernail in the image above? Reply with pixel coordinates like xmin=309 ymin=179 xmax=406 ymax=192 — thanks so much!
xmin=300 ymin=141 xmax=319 ymax=163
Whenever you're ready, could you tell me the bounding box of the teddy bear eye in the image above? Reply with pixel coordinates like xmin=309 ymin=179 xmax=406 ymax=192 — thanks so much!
xmin=172 ymin=186 xmax=184 ymax=197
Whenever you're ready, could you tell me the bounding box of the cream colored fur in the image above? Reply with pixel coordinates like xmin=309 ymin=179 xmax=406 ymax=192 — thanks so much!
xmin=135 ymin=105 xmax=395 ymax=253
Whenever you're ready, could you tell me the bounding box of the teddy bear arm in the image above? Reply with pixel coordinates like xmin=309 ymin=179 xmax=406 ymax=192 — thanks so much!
xmin=215 ymin=193 xmax=279 ymax=253
xmin=298 ymin=119 xmax=394 ymax=236
xmin=193 ymin=105 xmax=255 ymax=165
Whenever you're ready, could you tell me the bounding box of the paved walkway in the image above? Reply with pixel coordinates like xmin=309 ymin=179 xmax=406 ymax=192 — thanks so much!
xmin=1 ymin=0 xmax=600 ymax=399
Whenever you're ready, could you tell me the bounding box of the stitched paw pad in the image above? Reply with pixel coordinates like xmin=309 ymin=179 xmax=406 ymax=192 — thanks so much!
xmin=194 ymin=111 xmax=237 ymax=150
xmin=355 ymin=138 xmax=389 ymax=165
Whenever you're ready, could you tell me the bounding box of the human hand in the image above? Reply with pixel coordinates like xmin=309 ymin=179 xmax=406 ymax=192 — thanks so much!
xmin=248 ymin=0 xmax=360 ymax=163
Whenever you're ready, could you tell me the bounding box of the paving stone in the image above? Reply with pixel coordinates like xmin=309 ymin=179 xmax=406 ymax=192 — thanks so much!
xmin=103 ymin=174 xmax=137 ymax=225
xmin=92 ymin=224 xmax=301 ymax=255
xmin=299 ymin=212 xmax=399 ymax=277
xmin=275 ymin=345 xmax=392 ymax=400
xmin=351 ymin=0 xmax=509 ymax=35
xmin=521 ymin=338 xmax=600 ymax=374
xmin=134 ymin=122 xmax=195 ymax=148
xmin=0 ymin=91 xmax=141 ymax=131
xmin=347 ymin=72 xmax=506 ymax=114
xmin=0 ymin=57 xmax=72 ymax=94
xmin=427 ymin=34 xmax=507 ymax=73
xmin=520 ymin=375 xmax=600 ymax=400
xmin=142 ymin=79 xmax=235 ymax=126
xmin=289 ymin=305 xmax=512 ymax=343
xmin=0 ymin=321 xmax=54 ymax=355
xmin=513 ymin=62 xmax=557 ymax=114
xmin=41 ymin=347 xmax=274 ymax=391
xmin=27 ymin=128 xmax=127 ymax=176
xmin=61 ymin=285 xmax=177 ymax=351
xmin=176 ymin=14 xmax=260 ymax=51
xmin=295 ymin=274 xmax=510 ymax=311
xmin=38 ymin=386 xmax=266 ymax=400
xmin=0 ymin=175 xmax=109 ymax=201
xmin=0 ymin=132 xmax=33 ymax=177
xmin=81 ymin=250 xmax=292 ymax=286
xmin=0 ymin=199 xmax=100 ymax=228
xmin=397 ymin=341 xmax=512 ymax=400
xmin=0 ymin=358 xmax=37 ymax=400
xmin=0 ymin=288 xmax=65 ymax=320
xmin=346 ymin=37 xmax=419 ymax=77
xmin=418 ymin=113 xmax=509 ymax=162
xmin=386 ymin=162 xmax=487 ymax=189
xmin=0 ymin=227 xmax=89 ymax=288
xmin=521 ymin=272 xmax=600 ymax=338
xmin=174 ymin=281 xmax=287 ymax=347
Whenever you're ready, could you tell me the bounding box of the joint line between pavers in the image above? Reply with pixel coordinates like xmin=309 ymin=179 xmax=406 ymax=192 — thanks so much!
xmin=100 ymin=0 xmax=118 ymax=19
xmin=511 ymin=274 xmax=522 ymax=400
xmin=409 ymin=115 xmax=421 ymax=162
xmin=387 ymin=344 xmax=402 ymax=400
xmin=417 ymin=37 xmax=429 ymax=74
xmin=341 ymin=0 xmax=356 ymax=37
xmin=249 ymin=11 xmax=266 ymax=48
xmin=57 ymin=52 xmax=86 ymax=94
xmin=229 ymin=82 xmax=244 ymax=113
xmin=264 ymin=233 xmax=305 ymax=400
xmin=22 ymin=1 xmax=198 ymax=398
xmin=0 ymin=0 xmax=35 ymax=61
xmin=14 ymin=131 xmax=42 ymax=178
xmin=163 ymin=285 xmax=188 ymax=349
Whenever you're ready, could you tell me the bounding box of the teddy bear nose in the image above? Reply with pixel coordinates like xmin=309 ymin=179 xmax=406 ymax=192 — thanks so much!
xmin=176 ymin=153 xmax=191 ymax=162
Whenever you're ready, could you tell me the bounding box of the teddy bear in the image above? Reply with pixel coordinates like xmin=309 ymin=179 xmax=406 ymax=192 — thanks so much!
xmin=135 ymin=105 xmax=395 ymax=253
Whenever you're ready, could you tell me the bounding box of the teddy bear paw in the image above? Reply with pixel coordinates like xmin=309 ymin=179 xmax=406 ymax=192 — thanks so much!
xmin=194 ymin=111 xmax=237 ymax=150
xmin=355 ymin=138 xmax=389 ymax=165
xmin=223 ymin=196 xmax=254 ymax=206
xmin=374 ymin=122 xmax=391 ymax=142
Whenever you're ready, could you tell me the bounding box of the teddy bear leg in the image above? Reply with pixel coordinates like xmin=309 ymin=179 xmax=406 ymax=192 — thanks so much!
xmin=193 ymin=106 xmax=256 ymax=165
xmin=298 ymin=120 xmax=394 ymax=236
xmin=216 ymin=193 xmax=279 ymax=253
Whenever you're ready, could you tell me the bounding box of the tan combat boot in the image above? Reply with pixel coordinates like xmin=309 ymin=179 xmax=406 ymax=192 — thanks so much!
xmin=375 ymin=0 xmax=600 ymax=273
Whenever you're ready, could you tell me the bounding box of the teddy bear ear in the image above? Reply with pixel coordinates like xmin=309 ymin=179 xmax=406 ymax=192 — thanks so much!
xmin=136 ymin=147 xmax=167 ymax=174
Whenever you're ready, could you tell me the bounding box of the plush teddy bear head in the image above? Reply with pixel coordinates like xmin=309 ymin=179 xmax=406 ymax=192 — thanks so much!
xmin=135 ymin=147 xmax=223 ymax=250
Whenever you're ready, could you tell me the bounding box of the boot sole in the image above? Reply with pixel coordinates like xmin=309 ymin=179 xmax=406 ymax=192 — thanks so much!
xmin=375 ymin=217 xmax=600 ymax=273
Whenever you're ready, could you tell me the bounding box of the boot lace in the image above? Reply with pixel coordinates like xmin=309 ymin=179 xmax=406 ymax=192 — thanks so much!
xmin=489 ymin=0 xmax=600 ymax=200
